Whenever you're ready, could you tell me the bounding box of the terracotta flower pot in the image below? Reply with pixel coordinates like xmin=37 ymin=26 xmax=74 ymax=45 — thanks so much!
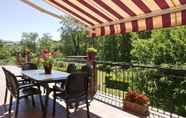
xmin=123 ymin=101 xmax=149 ymax=116
xmin=44 ymin=64 xmax=52 ymax=74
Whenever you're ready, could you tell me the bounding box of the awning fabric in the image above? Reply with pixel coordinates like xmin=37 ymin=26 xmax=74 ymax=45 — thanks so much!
xmin=44 ymin=0 xmax=186 ymax=37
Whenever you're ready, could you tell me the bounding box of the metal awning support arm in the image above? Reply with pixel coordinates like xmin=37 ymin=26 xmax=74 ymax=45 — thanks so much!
xmin=20 ymin=0 xmax=64 ymax=20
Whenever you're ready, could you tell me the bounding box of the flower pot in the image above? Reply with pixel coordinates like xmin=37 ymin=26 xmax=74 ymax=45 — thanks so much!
xmin=123 ymin=101 xmax=149 ymax=116
xmin=87 ymin=53 xmax=96 ymax=61
xmin=44 ymin=64 xmax=52 ymax=74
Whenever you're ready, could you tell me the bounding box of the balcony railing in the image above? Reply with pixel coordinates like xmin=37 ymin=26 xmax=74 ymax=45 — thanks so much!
xmin=54 ymin=58 xmax=186 ymax=118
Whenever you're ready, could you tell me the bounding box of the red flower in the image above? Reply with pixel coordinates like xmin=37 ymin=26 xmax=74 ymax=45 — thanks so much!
xmin=125 ymin=90 xmax=149 ymax=106
xmin=43 ymin=48 xmax=49 ymax=53
xmin=39 ymin=48 xmax=54 ymax=65
xmin=41 ymin=49 xmax=50 ymax=60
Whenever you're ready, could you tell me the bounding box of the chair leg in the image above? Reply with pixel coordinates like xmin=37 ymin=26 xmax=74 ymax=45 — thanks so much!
xmin=31 ymin=95 xmax=35 ymax=107
xmin=8 ymin=95 xmax=13 ymax=115
xmin=52 ymin=92 xmax=56 ymax=116
xmin=86 ymin=99 xmax=90 ymax=118
xmin=37 ymin=85 xmax=44 ymax=111
xmin=66 ymin=103 xmax=70 ymax=118
xmin=15 ymin=97 xmax=19 ymax=118
xmin=74 ymin=102 xmax=79 ymax=112
xmin=39 ymin=94 xmax=44 ymax=111
xmin=4 ymin=88 xmax=8 ymax=104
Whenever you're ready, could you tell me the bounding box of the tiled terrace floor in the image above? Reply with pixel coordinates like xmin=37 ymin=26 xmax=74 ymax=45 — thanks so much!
xmin=0 ymin=66 xmax=138 ymax=118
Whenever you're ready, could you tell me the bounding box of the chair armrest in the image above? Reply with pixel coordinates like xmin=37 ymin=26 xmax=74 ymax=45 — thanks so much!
xmin=53 ymin=86 xmax=65 ymax=92
xmin=17 ymin=84 xmax=37 ymax=91
xmin=17 ymin=79 xmax=31 ymax=85
xmin=18 ymin=79 xmax=27 ymax=83
xmin=15 ymin=75 xmax=23 ymax=77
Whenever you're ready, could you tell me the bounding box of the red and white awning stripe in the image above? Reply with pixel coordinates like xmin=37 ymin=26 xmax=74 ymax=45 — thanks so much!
xmin=43 ymin=0 xmax=186 ymax=37
xmin=91 ymin=10 xmax=186 ymax=37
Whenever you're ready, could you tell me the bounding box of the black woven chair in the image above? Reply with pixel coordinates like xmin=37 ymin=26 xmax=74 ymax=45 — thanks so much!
xmin=80 ymin=64 xmax=95 ymax=105
xmin=21 ymin=63 xmax=38 ymax=70
xmin=81 ymin=64 xmax=92 ymax=80
xmin=2 ymin=67 xmax=28 ymax=105
xmin=21 ymin=63 xmax=38 ymax=83
xmin=52 ymin=72 xmax=90 ymax=118
xmin=59 ymin=63 xmax=77 ymax=89
xmin=66 ymin=64 xmax=76 ymax=73
xmin=2 ymin=67 xmax=43 ymax=118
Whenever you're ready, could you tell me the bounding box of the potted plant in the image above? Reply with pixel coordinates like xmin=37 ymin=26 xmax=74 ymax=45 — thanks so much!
xmin=40 ymin=48 xmax=54 ymax=74
xmin=123 ymin=90 xmax=149 ymax=116
xmin=23 ymin=48 xmax=31 ymax=64
xmin=86 ymin=47 xmax=97 ymax=61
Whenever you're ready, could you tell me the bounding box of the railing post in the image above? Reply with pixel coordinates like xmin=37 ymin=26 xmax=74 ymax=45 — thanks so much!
xmin=87 ymin=56 xmax=97 ymax=99
xmin=92 ymin=60 xmax=97 ymax=97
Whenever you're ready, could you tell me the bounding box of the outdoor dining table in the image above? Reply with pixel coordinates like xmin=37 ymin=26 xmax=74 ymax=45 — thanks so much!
xmin=22 ymin=69 xmax=70 ymax=117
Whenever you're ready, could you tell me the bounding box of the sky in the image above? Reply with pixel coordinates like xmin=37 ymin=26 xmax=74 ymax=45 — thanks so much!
xmin=0 ymin=0 xmax=63 ymax=42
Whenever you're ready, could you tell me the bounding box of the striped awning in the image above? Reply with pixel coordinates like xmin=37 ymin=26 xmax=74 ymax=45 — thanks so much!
xmin=24 ymin=0 xmax=186 ymax=37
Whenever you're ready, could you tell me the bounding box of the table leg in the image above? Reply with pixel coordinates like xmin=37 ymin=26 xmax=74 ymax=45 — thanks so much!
xmin=43 ymin=85 xmax=50 ymax=118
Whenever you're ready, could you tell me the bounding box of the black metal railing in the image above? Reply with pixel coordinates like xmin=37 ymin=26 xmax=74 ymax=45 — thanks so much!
xmin=55 ymin=59 xmax=186 ymax=117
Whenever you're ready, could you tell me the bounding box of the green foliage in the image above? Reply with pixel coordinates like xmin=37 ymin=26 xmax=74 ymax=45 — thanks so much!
xmin=0 ymin=40 xmax=17 ymax=64
xmin=95 ymin=33 xmax=133 ymax=62
xmin=38 ymin=33 xmax=53 ymax=51
xmin=87 ymin=47 xmax=97 ymax=53
xmin=131 ymin=27 xmax=186 ymax=64
xmin=98 ymin=64 xmax=112 ymax=73
xmin=20 ymin=32 xmax=39 ymax=53
xmin=131 ymin=39 xmax=153 ymax=63
xmin=59 ymin=16 xmax=88 ymax=56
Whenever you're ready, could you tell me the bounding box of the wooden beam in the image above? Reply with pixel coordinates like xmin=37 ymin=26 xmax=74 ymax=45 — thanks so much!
xmin=90 ymin=4 xmax=186 ymax=29
xmin=20 ymin=0 xmax=64 ymax=20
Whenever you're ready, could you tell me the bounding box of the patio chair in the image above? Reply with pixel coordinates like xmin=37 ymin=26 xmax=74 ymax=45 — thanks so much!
xmin=66 ymin=63 xmax=76 ymax=73
xmin=52 ymin=72 xmax=90 ymax=118
xmin=81 ymin=64 xmax=92 ymax=80
xmin=81 ymin=64 xmax=96 ymax=102
xmin=21 ymin=63 xmax=38 ymax=83
xmin=21 ymin=63 xmax=38 ymax=70
xmin=59 ymin=63 xmax=77 ymax=88
xmin=2 ymin=67 xmax=43 ymax=118
xmin=2 ymin=67 xmax=31 ymax=105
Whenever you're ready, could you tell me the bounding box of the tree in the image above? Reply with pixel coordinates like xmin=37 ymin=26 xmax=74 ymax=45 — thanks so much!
xmin=20 ymin=32 xmax=39 ymax=53
xmin=131 ymin=27 xmax=186 ymax=64
xmin=59 ymin=15 xmax=87 ymax=55
xmin=95 ymin=33 xmax=135 ymax=62
xmin=38 ymin=33 xmax=54 ymax=51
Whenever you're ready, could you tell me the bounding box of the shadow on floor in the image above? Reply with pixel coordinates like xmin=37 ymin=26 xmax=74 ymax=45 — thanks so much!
xmin=0 ymin=96 xmax=101 ymax=118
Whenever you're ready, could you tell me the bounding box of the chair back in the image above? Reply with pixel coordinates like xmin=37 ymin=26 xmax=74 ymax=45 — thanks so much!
xmin=22 ymin=63 xmax=37 ymax=70
xmin=66 ymin=72 xmax=88 ymax=98
xmin=2 ymin=67 xmax=11 ymax=89
xmin=2 ymin=67 xmax=18 ymax=96
xmin=81 ymin=64 xmax=92 ymax=79
xmin=66 ymin=64 xmax=76 ymax=73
